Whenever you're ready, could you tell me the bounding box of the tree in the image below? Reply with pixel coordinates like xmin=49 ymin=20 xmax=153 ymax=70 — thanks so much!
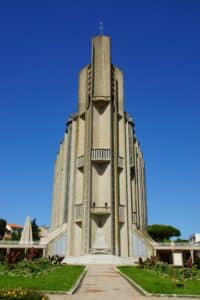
xmin=175 ymin=238 xmax=189 ymax=243
xmin=31 ymin=218 xmax=40 ymax=241
xmin=0 ymin=219 xmax=7 ymax=240
xmin=147 ymin=224 xmax=181 ymax=242
xmin=11 ymin=231 xmax=21 ymax=241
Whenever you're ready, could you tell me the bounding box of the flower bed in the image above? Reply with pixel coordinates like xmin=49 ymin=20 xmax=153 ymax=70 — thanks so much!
xmin=0 ymin=263 xmax=85 ymax=292
xmin=0 ymin=258 xmax=57 ymax=278
xmin=118 ymin=265 xmax=200 ymax=295
xmin=0 ymin=288 xmax=48 ymax=300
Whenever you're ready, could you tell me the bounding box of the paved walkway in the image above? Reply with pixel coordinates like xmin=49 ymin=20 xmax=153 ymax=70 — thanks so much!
xmin=47 ymin=265 xmax=198 ymax=300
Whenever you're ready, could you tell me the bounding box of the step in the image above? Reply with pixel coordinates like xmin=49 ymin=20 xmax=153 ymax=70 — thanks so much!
xmin=62 ymin=254 xmax=138 ymax=265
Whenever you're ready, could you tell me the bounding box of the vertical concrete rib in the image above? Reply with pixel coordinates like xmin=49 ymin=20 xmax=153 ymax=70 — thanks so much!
xmin=67 ymin=119 xmax=77 ymax=255
xmin=113 ymin=80 xmax=119 ymax=255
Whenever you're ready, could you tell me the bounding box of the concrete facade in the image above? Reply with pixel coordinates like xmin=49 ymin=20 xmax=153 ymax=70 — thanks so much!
xmin=190 ymin=233 xmax=200 ymax=245
xmin=49 ymin=35 xmax=152 ymax=258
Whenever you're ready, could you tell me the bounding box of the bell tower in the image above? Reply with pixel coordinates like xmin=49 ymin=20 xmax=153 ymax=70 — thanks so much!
xmin=50 ymin=35 xmax=150 ymax=259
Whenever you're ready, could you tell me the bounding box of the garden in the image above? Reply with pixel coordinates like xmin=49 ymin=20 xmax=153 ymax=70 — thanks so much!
xmin=0 ymin=249 xmax=85 ymax=300
xmin=118 ymin=256 xmax=200 ymax=295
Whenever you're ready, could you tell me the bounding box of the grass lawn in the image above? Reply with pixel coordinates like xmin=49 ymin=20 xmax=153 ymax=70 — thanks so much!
xmin=118 ymin=266 xmax=200 ymax=295
xmin=0 ymin=265 xmax=85 ymax=292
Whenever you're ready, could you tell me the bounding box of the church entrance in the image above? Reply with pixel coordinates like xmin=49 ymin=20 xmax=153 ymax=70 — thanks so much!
xmin=90 ymin=215 xmax=111 ymax=254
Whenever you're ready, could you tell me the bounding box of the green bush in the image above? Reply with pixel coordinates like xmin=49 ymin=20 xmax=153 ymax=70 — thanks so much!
xmin=26 ymin=248 xmax=42 ymax=260
xmin=5 ymin=249 xmax=25 ymax=269
xmin=194 ymin=257 xmax=200 ymax=269
xmin=0 ymin=249 xmax=6 ymax=262
xmin=155 ymin=261 xmax=169 ymax=275
xmin=142 ymin=259 xmax=200 ymax=281
xmin=0 ymin=288 xmax=48 ymax=300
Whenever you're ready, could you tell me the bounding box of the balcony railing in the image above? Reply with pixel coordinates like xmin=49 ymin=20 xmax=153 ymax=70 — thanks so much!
xmin=91 ymin=149 xmax=111 ymax=162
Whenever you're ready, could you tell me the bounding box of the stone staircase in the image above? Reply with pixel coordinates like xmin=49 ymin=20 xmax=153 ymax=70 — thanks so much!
xmin=62 ymin=254 xmax=139 ymax=265
xmin=40 ymin=223 xmax=67 ymax=245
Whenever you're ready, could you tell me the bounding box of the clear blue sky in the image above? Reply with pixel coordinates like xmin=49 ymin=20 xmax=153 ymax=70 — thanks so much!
xmin=0 ymin=1 xmax=199 ymax=238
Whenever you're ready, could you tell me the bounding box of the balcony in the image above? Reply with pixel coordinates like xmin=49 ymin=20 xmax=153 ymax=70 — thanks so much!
xmin=119 ymin=205 xmax=125 ymax=223
xmin=90 ymin=206 xmax=111 ymax=215
xmin=91 ymin=149 xmax=111 ymax=163
xmin=77 ymin=155 xmax=84 ymax=170
xmin=74 ymin=204 xmax=83 ymax=222
xmin=92 ymin=96 xmax=111 ymax=102
xmin=118 ymin=156 xmax=123 ymax=169
xmin=129 ymin=154 xmax=134 ymax=168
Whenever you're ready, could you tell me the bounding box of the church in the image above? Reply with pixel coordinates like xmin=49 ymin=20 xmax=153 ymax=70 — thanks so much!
xmin=48 ymin=34 xmax=153 ymax=260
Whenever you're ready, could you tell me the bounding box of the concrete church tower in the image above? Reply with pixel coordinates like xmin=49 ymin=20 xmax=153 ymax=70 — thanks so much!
xmin=49 ymin=35 xmax=152 ymax=259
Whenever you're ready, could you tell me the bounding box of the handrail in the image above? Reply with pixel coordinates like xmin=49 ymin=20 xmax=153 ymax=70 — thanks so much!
xmin=156 ymin=242 xmax=200 ymax=247
xmin=0 ymin=240 xmax=41 ymax=245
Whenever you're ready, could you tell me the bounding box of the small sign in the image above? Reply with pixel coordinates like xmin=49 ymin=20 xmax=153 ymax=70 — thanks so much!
xmin=173 ymin=252 xmax=183 ymax=266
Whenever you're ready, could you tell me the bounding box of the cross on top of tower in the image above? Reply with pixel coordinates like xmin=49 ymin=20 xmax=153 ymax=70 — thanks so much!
xmin=98 ymin=21 xmax=104 ymax=35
